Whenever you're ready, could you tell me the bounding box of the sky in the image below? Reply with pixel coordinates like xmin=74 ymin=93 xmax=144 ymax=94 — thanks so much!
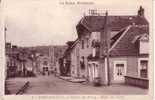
xmin=3 ymin=0 xmax=152 ymax=47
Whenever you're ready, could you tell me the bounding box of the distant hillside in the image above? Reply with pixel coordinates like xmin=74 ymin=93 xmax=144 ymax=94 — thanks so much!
xmin=23 ymin=45 xmax=67 ymax=57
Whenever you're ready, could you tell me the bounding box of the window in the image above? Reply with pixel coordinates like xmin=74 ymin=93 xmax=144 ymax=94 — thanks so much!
xmin=76 ymin=48 xmax=79 ymax=55
xmin=91 ymin=32 xmax=101 ymax=41
xmin=7 ymin=62 xmax=9 ymax=67
xmin=114 ymin=61 xmax=127 ymax=81
xmin=138 ymin=59 xmax=148 ymax=78
xmin=81 ymin=40 xmax=84 ymax=49
xmin=80 ymin=56 xmax=85 ymax=69
xmin=116 ymin=64 xmax=124 ymax=76
xmin=86 ymin=39 xmax=89 ymax=48
xmin=43 ymin=61 xmax=48 ymax=66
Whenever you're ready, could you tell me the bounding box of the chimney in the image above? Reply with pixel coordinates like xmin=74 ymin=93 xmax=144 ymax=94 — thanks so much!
xmin=138 ymin=6 xmax=144 ymax=17
xmin=5 ymin=42 xmax=11 ymax=49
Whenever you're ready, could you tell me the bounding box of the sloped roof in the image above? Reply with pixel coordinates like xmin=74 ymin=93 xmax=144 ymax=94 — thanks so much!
xmin=63 ymin=39 xmax=79 ymax=58
xmin=76 ymin=15 xmax=148 ymax=37
xmin=131 ymin=33 xmax=149 ymax=44
xmin=66 ymin=41 xmax=75 ymax=47
xmin=110 ymin=27 xmax=127 ymax=47
xmin=108 ymin=16 xmax=148 ymax=30
xmin=109 ymin=26 xmax=149 ymax=56
xmin=80 ymin=16 xmax=106 ymax=32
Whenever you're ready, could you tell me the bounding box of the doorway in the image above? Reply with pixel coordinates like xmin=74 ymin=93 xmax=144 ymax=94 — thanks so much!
xmin=113 ymin=61 xmax=127 ymax=83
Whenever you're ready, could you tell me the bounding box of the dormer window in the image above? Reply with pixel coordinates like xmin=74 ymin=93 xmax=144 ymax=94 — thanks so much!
xmin=139 ymin=34 xmax=149 ymax=54
xmin=132 ymin=34 xmax=149 ymax=54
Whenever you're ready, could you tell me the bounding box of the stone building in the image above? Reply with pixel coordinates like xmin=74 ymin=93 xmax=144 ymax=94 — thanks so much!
xmin=69 ymin=6 xmax=149 ymax=87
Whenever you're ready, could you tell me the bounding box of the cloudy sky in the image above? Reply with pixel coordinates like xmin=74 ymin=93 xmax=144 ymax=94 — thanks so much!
xmin=4 ymin=0 xmax=151 ymax=47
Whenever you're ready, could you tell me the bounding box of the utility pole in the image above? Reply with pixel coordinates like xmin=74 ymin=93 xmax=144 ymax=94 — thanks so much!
xmin=4 ymin=27 xmax=7 ymax=44
xmin=105 ymin=11 xmax=111 ymax=85
xmin=100 ymin=11 xmax=111 ymax=85
xmin=4 ymin=27 xmax=7 ymax=80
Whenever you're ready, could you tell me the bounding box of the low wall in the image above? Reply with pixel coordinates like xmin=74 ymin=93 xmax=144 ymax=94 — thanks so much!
xmin=124 ymin=76 xmax=149 ymax=89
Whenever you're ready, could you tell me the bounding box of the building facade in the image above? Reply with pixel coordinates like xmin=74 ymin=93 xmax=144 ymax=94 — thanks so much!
xmin=69 ymin=6 xmax=149 ymax=86
xmin=5 ymin=43 xmax=21 ymax=78
xmin=37 ymin=55 xmax=51 ymax=75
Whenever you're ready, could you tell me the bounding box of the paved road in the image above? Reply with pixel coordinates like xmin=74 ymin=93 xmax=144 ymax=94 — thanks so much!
xmin=20 ymin=74 xmax=148 ymax=95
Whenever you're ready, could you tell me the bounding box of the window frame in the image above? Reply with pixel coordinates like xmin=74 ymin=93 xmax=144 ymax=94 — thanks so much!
xmin=86 ymin=38 xmax=89 ymax=48
xmin=138 ymin=58 xmax=149 ymax=78
xmin=81 ymin=40 xmax=84 ymax=49
xmin=113 ymin=60 xmax=127 ymax=81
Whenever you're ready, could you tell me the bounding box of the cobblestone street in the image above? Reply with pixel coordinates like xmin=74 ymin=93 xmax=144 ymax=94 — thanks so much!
xmin=6 ymin=74 xmax=148 ymax=95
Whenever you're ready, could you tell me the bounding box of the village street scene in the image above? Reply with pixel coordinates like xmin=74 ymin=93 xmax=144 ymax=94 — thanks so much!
xmin=4 ymin=1 xmax=149 ymax=95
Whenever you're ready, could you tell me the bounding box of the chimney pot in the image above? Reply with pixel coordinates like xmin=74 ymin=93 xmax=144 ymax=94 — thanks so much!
xmin=138 ymin=6 xmax=144 ymax=17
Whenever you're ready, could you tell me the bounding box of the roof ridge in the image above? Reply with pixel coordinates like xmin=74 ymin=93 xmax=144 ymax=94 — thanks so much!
xmin=81 ymin=17 xmax=91 ymax=31
xmin=109 ymin=25 xmax=132 ymax=52
xmin=70 ymin=39 xmax=80 ymax=49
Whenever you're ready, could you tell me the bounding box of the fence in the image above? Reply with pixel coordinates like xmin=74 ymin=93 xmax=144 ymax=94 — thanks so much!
xmin=124 ymin=76 xmax=149 ymax=89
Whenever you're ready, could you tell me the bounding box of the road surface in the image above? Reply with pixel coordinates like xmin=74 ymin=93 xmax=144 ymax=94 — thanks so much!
xmin=19 ymin=74 xmax=148 ymax=95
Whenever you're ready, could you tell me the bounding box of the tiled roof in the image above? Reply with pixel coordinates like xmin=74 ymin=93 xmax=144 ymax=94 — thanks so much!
xmin=80 ymin=16 xmax=106 ymax=32
xmin=66 ymin=41 xmax=75 ymax=47
xmin=108 ymin=16 xmax=148 ymax=31
xmin=76 ymin=13 xmax=149 ymax=56
xmin=63 ymin=39 xmax=79 ymax=58
xmin=110 ymin=27 xmax=127 ymax=47
xmin=109 ymin=26 xmax=149 ymax=56
xmin=76 ymin=15 xmax=148 ymax=37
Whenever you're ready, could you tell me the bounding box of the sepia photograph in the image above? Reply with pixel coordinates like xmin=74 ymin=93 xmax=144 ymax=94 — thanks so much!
xmin=2 ymin=0 xmax=153 ymax=98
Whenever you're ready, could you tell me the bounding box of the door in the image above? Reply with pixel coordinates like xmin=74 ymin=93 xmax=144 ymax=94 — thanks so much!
xmin=77 ymin=56 xmax=80 ymax=77
xmin=114 ymin=61 xmax=126 ymax=82
xmin=88 ymin=62 xmax=99 ymax=82
xmin=88 ymin=64 xmax=93 ymax=82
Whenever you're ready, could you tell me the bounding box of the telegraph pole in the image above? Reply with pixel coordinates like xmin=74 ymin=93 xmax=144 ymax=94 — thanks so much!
xmin=101 ymin=11 xmax=111 ymax=85
xmin=105 ymin=11 xmax=111 ymax=85
xmin=4 ymin=27 xmax=7 ymax=80
xmin=100 ymin=11 xmax=110 ymax=85
xmin=4 ymin=27 xmax=7 ymax=44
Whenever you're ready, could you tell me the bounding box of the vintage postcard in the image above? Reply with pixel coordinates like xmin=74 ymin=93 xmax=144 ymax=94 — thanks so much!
xmin=0 ymin=0 xmax=153 ymax=100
